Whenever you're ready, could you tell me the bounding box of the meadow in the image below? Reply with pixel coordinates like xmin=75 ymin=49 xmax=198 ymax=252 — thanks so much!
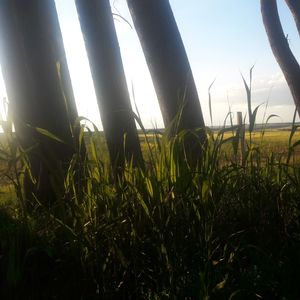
xmin=0 ymin=119 xmax=299 ymax=299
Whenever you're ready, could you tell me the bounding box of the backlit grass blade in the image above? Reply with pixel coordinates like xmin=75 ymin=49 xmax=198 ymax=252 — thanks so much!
xmin=208 ymin=78 xmax=216 ymax=126
xmin=249 ymin=104 xmax=262 ymax=132
xmin=32 ymin=126 xmax=66 ymax=144
xmin=241 ymin=65 xmax=255 ymax=130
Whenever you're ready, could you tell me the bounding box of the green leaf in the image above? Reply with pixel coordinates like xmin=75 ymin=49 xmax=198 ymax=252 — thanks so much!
xmin=292 ymin=140 xmax=300 ymax=149
xmin=220 ymin=135 xmax=237 ymax=146
xmin=144 ymin=177 xmax=154 ymax=198
xmin=137 ymin=195 xmax=150 ymax=217
xmin=208 ymin=78 xmax=216 ymax=126
xmin=265 ymin=114 xmax=279 ymax=124
xmin=241 ymin=73 xmax=251 ymax=118
xmin=214 ymin=276 xmax=227 ymax=290
xmin=249 ymin=104 xmax=262 ymax=132
xmin=33 ymin=127 xmax=66 ymax=143
xmin=201 ymin=180 xmax=210 ymax=201
xmin=241 ymin=65 xmax=255 ymax=125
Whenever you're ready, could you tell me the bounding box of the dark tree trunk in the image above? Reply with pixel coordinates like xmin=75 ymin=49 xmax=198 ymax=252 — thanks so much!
xmin=261 ymin=0 xmax=300 ymax=117
xmin=0 ymin=0 xmax=79 ymax=205
xmin=126 ymin=0 xmax=206 ymax=140
xmin=75 ymin=0 xmax=144 ymax=171
xmin=285 ymin=0 xmax=300 ymax=36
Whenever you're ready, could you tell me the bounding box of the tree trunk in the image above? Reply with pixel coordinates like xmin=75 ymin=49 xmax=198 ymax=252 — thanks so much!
xmin=285 ymin=0 xmax=300 ymax=36
xmin=0 ymin=0 xmax=79 ymax=205
xmin=126 ymin=0 xmax=206 ymax=140
xmin=75 ymin=0 xmax=144 ymax=172
xmin=261 ymin=0 xmax=300 ymax=117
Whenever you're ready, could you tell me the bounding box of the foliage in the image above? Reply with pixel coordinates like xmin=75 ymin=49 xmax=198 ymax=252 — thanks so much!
xmin=0 ymin=77 xmax=300 ymax=298
xmin=0 ymin=117 xmax=299 ymax=299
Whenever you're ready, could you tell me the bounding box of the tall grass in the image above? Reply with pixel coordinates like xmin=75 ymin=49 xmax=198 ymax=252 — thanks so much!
xmin=0 ymin=81 xmax=300 ymax=299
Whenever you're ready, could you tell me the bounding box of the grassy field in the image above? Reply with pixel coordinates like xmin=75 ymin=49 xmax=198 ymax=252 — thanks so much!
xmin=222 ymin=129 xmax=300 ymax=162
xmin=139 ymin=127 xmax=300 ymax=164
xmin=0 ymin=125 xmax=300 ymax=299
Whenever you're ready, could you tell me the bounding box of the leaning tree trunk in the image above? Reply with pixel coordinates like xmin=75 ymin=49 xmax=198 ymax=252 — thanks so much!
xmin=127 ymin=0 xmax=206 ymax=140
xmin=261 ymin=0 xmax=300 ymax=117
xmin=285 ymin=0 xmax=300 ymax=36
xmin=75 ymin=0 xmax=144 ymax=172
xmin=0 ymin=0 xmax=79 ymax=206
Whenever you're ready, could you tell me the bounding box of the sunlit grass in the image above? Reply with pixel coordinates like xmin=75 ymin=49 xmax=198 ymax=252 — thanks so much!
xmin=0 ymin=119 xmax=299 ymax=298
xmin=0 ymin=68 xmax=300 ymax=298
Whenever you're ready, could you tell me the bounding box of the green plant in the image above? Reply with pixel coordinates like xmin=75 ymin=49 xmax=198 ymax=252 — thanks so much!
xmin=0 ymin=78 xmax=299 ymax=299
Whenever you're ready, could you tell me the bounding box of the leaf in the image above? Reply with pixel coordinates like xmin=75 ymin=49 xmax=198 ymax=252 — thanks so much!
xmin=89 ymin=133 xmax=99 ymax=163
xmin=201 ymin=180 xmax=210 ymax=200
xmin=265 ymin=114 xmax=279 ymax=124
xmin=249 ymin=104 xmax=262 ymax=132
xmin=76 ymin=116 xmax=100 ymax=132
xmin=33 ymin=127 xmax=66 ymax=143
xmin=78 ymin=126 xmax=85 ymax=151
xmin=208 ymin=78 xmax=216 ymax=126
xmin=114 ymin=244 xmax=128 ymax=268
xmin=215 ymin=279 xmax=226 ymax=290
xmin=292 ymin=140 xmax=300 ymax=149
xmin=22 ymin=156 xmax=36 ymax=185
xmin=249 ymin=64 xmax=255 ymax=88
xmin=232 ymin=134 xmax=239 ymax=156
xmin=138 ymin=195 xmax=150 ymax=217
xmin=144 ymin=177 xmax=154 ymax=198
xmin=227 ymin=100 xmax=234 ymax=129
xmin=241 ymin=73 xmax=252 ymax=118
xmin=220 ymin=135 xmax=238 ymax=146
xmin=223 ymin=111 xmax=234 ymax=128
xmin=192 ymin=202 xmax=201 ymax=221
xmin=214 ymin=274 xmax=228 ymax=291
xmin=241 ymin=65 xmax=255 ymax=126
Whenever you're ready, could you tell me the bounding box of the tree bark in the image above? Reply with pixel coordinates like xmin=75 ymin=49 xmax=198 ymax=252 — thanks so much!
xmin=261 ymin=0 xmax=300 ymax=117
xmin=126 ymin=0 xmax=206 ymax=140
xmin=285 ymin=0 xmax=300 ymax=37
xmin=0 ymin=0 xmax=79 ymax=205
xmin=75 ymin=0 xmax=144 ymax=171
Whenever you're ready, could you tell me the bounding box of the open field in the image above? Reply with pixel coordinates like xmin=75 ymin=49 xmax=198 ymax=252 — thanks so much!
xmin=0 ymin=125 xmax=300 ymax=299
xmin=0 ymin=127 xmax=299 ymax=208
xmin=222 ymin=129 xmax=300 ymax=161
xmin=139 ymin=126 xmax=300 ymax=162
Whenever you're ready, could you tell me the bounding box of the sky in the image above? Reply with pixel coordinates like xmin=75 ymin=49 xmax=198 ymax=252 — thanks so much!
xmin=0 ymin=0 xmax=299 ymax=129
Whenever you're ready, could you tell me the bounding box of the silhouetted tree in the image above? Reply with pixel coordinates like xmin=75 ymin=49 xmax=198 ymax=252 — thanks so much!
xmin=0 ymin=0 xmax=79 ymax=205
xmin=75 ymin=0 xmax=144 ymax=172
xmin=261 ymin=0 xmax=300 ymax=116
xmin=127 ymin=0 xmax=206 ymax=142
xmin=285 ymin=0 xmax=300 ymax=36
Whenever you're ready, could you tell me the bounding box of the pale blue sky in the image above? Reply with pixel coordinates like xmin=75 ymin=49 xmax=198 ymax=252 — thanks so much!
xmin=0 ymin=0 xmax=299 ymax=128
